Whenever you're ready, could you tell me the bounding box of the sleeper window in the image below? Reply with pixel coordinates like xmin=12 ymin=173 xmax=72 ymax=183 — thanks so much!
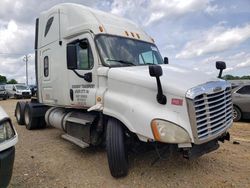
xmin=44 ymin=17 xmax=54 ymax=37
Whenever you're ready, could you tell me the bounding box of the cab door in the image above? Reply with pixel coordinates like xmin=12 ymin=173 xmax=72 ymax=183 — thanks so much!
xmin=66 ymin=33 xmax=98 ymax=108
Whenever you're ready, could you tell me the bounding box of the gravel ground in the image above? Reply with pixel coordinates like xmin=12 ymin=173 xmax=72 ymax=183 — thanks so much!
xmin=1 ymin=99 xmax=250 ymax=188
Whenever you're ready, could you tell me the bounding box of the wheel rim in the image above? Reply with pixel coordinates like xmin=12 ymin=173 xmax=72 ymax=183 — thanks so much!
xmin=16 ymin=106 xmax=21 ymax=121
xmin=24 ymin=108 xmax=30 ymax=125
xmin=233 ymin=108 xmax=237 ymax=120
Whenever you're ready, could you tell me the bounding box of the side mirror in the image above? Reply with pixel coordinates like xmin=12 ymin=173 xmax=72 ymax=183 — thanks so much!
xmin=149 ymin=65 xmax=166 ymax=105
xmin=149 ymin=65 xmax=163 ymax=77
xmin=67 ymin=44 xmax=77 ymax=70
xmin=216 ymin=61 xmax=226 ymax=78
xmin=79 ymin=40 xmax=88 ymax=49
xmin=164 ymin=57 xmax=169 ymax=64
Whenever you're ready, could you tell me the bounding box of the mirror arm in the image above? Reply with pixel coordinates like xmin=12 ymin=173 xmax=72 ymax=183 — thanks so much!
xmin=218 ymin=70 xmax=223 ymax=78
xmin=72 ymin=70 xmax=92 ymax=82
xmin=155 ymin=76 xmax=167 ymax=105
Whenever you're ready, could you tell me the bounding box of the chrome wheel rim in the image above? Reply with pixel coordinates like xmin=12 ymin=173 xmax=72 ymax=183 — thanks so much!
xmin=16 ymin=106 xmax=21 ymax=121
xmin=233 ymin=108 xmax=237 ymax=120
xmin=24 ymin=109 xmax=30 ymax=125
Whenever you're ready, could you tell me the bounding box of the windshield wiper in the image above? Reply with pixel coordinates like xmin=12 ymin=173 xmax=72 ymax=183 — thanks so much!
xmin=106 ymin=59 xmax=136 ymax=66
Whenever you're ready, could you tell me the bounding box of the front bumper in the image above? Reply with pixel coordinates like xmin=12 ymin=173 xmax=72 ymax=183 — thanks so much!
xmin=182 ymin=132 xmax=230 ymax=159
xmin=0 ymin=147 xmax=15 ymax=188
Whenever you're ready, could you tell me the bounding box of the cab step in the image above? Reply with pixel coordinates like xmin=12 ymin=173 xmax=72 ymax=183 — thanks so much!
xmin=61 ymin=134 xmax=89 ymax=148
xmin=65 ymin=112 xmax=96 ymax=126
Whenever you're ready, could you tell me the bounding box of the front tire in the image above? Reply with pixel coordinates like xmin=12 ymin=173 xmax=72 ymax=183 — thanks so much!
xmin=106 ymin=118 xmax=128 ymax=178
xmin=233 ymin=106 xmax=241 ymax=122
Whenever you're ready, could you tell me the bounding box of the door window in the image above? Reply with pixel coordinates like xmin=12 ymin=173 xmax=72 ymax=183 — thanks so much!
xmin=236 ymin=85 xmax=250 ymax=95
xmin=76 ymin=40 xmax=93 ymax=70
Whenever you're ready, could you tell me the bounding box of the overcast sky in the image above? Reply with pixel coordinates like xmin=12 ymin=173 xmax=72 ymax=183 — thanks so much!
xmin=0 ymin=0 xmax=250 ymax=84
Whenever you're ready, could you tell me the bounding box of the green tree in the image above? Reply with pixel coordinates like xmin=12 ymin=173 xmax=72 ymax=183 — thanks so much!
xmin=241 ymin=75 xmax=250 ymax=80
xmin=222 ymin=74 xmax=250 ymax=80
xmin=0 ymin=75 xmax=7 ymax=83
xmin=7 ymin=79 xmax=18 ymax=84
xmin=223 ymin=74 xmax=235 ymax=80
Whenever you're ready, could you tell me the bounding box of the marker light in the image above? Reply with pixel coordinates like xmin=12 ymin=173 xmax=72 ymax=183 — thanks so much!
xmin=171 ymin=98 xmax=183 ymax=106
xmin=99 ymin=26 xmax=104 ymax=32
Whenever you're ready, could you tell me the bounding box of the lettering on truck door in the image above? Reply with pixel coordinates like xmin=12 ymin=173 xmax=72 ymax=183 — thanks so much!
xmin=67 ymin=33 xmax=98 ymax=108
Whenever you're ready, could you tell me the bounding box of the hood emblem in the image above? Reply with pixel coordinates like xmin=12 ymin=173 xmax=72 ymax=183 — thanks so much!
xmin=213 ymin=86 xmax=222 ymax=92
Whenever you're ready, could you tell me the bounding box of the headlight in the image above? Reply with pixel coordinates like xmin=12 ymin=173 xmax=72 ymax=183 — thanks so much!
xmin=0 ymin=120 xmax=15 ymax=143
xmin=151 ymin=119 xmax=191 ymax=143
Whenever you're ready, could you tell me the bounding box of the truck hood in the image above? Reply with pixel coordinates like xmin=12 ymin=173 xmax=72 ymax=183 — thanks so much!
xmin=107 ymin=64 xmax=220 ymax=97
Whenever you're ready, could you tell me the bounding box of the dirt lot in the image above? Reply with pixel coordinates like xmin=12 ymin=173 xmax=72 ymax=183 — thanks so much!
xmin=1 ymin=99 xmax=250 ymax=188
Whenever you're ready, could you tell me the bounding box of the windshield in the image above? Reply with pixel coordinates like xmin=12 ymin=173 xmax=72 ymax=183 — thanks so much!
xmin=95 ymin=35 xmax=163 ymax=67
xmin=0 ymin=85 xmax=4 ymax=91
xmin=15 ymin=85 xmax=28 ymax=90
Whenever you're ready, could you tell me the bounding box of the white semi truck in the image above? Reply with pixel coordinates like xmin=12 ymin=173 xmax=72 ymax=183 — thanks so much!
xmin=15 ymin=3 xmax=232 ymax=177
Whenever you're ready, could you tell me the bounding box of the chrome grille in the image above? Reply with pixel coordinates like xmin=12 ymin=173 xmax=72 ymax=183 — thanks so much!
xmin=194 ymin=87 xmax=232 ymax=140
xmin=186 ymin=81 xmax=233 ymax=144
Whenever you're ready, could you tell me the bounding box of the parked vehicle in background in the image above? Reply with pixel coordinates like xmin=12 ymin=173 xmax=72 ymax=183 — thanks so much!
xmin=232 ymin=84 xmax=250 ymax=121
xmin=29 ymin=85 xmax=37 ymax=96
xmin=5 ymin=84 xmax=32 ymax=99
xmin=0 ymin=85 xmax=8 ymax=100
xmin=0 ymin=107 xmax=18 ymax=187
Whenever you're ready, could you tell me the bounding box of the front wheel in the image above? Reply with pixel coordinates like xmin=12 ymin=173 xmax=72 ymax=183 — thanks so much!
xmin=233 ymin=106 xmax=241 ymax=122
xmin=106 ymin=118 xmax=128 ymax=178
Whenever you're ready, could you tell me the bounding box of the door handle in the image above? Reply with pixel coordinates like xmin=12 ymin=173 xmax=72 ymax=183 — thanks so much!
xmin=70 ymin=89 xmax=74 ymax=101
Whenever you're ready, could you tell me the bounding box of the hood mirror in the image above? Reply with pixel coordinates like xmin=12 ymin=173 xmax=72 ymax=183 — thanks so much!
xmin=149 ymin=65 xmax=167 ymax=105
xmin=164 ymin=57 xmax=169 ymax=64
xmin=216 ymin=61 xmax=226 ymax=78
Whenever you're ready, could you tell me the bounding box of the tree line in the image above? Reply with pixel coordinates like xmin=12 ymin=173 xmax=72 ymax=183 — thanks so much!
xmin=222 ymin=74 xmax=250 ymax=80
xmin=0 ymin=75 xmax=18 ymax=84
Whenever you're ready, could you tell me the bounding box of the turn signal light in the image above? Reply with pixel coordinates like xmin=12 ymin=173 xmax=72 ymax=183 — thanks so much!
xmin=99 ymin=26 xmax=104 ymax=32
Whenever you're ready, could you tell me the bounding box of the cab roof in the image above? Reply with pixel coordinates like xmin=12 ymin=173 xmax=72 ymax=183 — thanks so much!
xmin=40 ymin=3 xmax=154 ymax=43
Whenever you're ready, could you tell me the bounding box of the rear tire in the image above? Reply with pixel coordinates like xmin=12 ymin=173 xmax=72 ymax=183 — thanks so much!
xmin=15 ymin=101 xmax=26 ymax=125
xmin=233 ymin=106 xmax=241 ymax=122
xmin=106 ymin=118 xmax=128 ymax=178
xmin=24 ymin=104 xmax=39 ymax=130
